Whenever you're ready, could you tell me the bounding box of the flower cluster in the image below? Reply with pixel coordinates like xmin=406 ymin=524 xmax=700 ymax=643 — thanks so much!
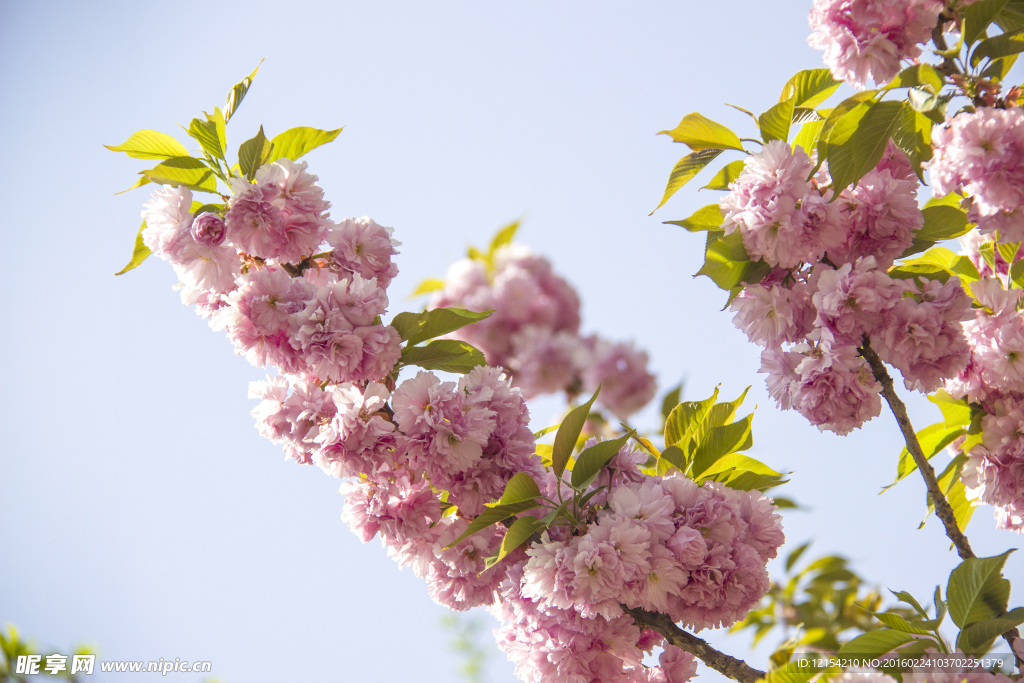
xmin=492 ymin=445 xmax=783 ymax=683
xmin=943 ymin=231 xmax=1024 ymax=532
xmin=430 ymin=243 xmax=658 ymax=418
xmin=724 ymin=141 xmax=972 ymax=434
xmin=807 ymin=0 xmax=942 ymax=89
xmin=929 ymin=106 xmax=1024 ymax=242
xmin=139 ymin=161 xmax=783 ymax=682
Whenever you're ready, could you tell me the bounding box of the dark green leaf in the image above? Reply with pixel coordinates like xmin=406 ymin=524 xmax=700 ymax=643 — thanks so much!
xmin=399 ymin=339 xmax=486 ymax=373
xmin=570 ymin=432 xmax=634 ymax=490
xmin=224 ymin=60 xmax=263 ymax=124
xmin=552 ymin=388 xmax=600 ymax=479
xmin=658 ymin=113 xmax=745 ymax=151
xmin=445 ymin=500 xmax=541 ymax=548
xmin=653 ymin=149 xmax=724 ymax=212
xmin=497 ymin=472 xmax=541 ymax=505
xmin=772 ymin=497 xmax=800 ymax=509
xmin=484 ymin=516 xmax=545 ymax=569
xmin=105 ymin=130 xmax=189 ymax=160
xmin=114 ymin=221 xmax=151 ymax=275
xmin=664 ymin=204 xmax=724 ymax=232
xmin=965 ymin=0 xmax=1011 ymax=45
xmin=390 ymin=307 xmax=493 ymax=346
xmin=780 ymin=69 xmax=841 ymax=108
xmin=973 ymin=29 xmax=1024 ymax=66
xmin=827 ymin=99 xmax=905 ymax=194
xmin=267 ymin=126 xmax=343 ymax=163
xmin=238 ymin=125 xmax=273 ymax=181
xmin=955 ymin=607 xmax=1024 ymax=656
xmin=702 ymin=160 xmax=746 ymax=190
xmin=759 ymin=98 xmax=795 ymax=143
xmin=142 ymin=157 xmax=217 ymax=193
xmin=658 ymin=444 xmax=687 ymax=471
xmin=947 ymin=550 xmax=1015 ymax=627
xmin=870 ymin=612 xmax=934 ymax=635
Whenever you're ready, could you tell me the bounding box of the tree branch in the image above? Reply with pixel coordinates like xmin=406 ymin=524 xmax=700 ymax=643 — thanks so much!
xmin=859 ymin=339 xmax=975 ymax=560
xmin=623 ymin=606 xmax=766 ymax=683
xmin=859 ymin=340 xmax=1024 ymax=672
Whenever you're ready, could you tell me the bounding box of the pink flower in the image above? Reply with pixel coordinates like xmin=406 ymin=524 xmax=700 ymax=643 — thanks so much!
xmin=581 ymin=338 xmax=658 ymax=419
xmin=248 ymin=373 xmax=336 ymax=464
xmin=190 ymin=212 xmax=227 ymax=247
xmin=731 ymin=281 xmax=815 ymax=347
xmin=507 ymin=327 xmax=585 ymax=398
xmin=812 ymin=256 xmax=902 ymax=341
xmin=720 ymin=141 xmax=846 ymax=268
xmin=832 ymin=163 xmax=923 ymax=269
xmin=327 ymin=216 xmax=401 ymax=289
xmin=808 ymin=0 xmax=941 ymax=88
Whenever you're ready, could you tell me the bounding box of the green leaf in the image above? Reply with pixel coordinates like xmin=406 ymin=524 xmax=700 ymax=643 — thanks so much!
xmin=972 ymin=28 xmax=1024 ymax=67
xmin=889 ymin=247 xmax=981 ymax=284
xmin=826 ymin=99 xmax=905 ymax=194
xmin=142 ymin=157 xmax=217 ymax=193
xmin=658 ymin=445 xmax=687 ymax=471
xmin=892 ymin=589 xmax=929 ymax=618
xmin=891 ymin=106 xmax=933 ymax=182
xmin=996 ymin=0 xmax=1024 ymax=32
xmin=889 ymin=422 xmax=966 ymax=488
xmin=445 ymin=500 xmax=541 ymax=548
xmin=792 ymin=120 xmax=826 ymax=156
xmin=916 ymin=205 xmax=971 ymax=243
xmin=837 ymin=629 xmax=916 ymax=657
xmin=497 ymin=473 xmax=541 ymax=505
xmin=981 ymin=52 xmax=1020 ymax=80
xmin=399 ymin=339 xmax=486 ymax=373
xmin=571 ymin=432 xmax=635 ymax=490
xmin=870 ymin=612 xmax=934 ymax=635
xmin=690 ymin=414 xmax=754 ymax=477
xmin=115 ymin=176 xmax=151 ymax=195
xmin=188 ymin=108 xmax=227 ymax=161
xmin=664 ymin=204 xmax=724 ymax=232
xmin=885 ymin=64 xmax=944 ymax=92
xmin=488 ymin=220 xmax=519 ymax=257
xmin=224 ymin=60 xmax=263 ymax=124
xmin=105 ymin=130 xmax=189 ymax=160
xmin=658 ymin=113 xmax=745 ymax=151
xmin=785 ymin=541 xmax=811 ymax=572
xmin=552 ymin=388 xmax=600 ymax=479
xmin=772 ymin=497 xmax=799 ymax=509
xmin=947 ymin=550 xmax=1015 ymax=628
xmin=965 ymin=0 xmax=1011 ymax=46
xmin=114 ymin=221 xmax=151 ymax=275
xmin=267 ymin=126 xmax=343 ymax=163
xmin=238 ymin=125 xmax=273 ymax=181
xmin=410 ymin=278 xmax=445 ymax=296
xmin=665 ymin=387 xmax=719 ymax=448
xmin=701 ymin=386 xmax=750 ymax=432
xmin=815 ymin=90 xmax=879 ymax=174
xmin=652 ymin=149 xmax=724 ymax=212
xmin=701 ymin=160 xmax=746 ymax=191
xmin=956 ymin=607 xmax=1024 ymax=656
xmin=792 ymin=107 xmax=822 ymax=124
xmin=759 ymin=98 xmax=795 ymax=143
xmin=485 ymin=516 xmax=545 ymax=569
xmin=697 ymin=231 xmax=771 ymax=291
xmin=391 ymin=307 xmax=493 ymax=347
xmin=928 ymin=390 xmax=972 ymax=428
xmin=699 ymin=452 xmax=780 ymax=480
xmin=780 ymin=69 xmax=841 ymax=108
xmin=661 ymin=384 xmax=683 ymax=422
xmin=534 ymin=424 xmax=559 ymax=439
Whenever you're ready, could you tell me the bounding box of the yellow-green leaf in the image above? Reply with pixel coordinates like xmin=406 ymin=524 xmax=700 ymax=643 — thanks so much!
xmin=652 ymin=149 xmax=724 ymax=212
xmin=142 ymin=157 xmax=217 ymax=193
xmin=105 ymin=130 xmax=189 ymax=160
xmin=267 ymin=126 xmax=343 ymax=163
xmin=658 ymin=113 xmax=745 ymax=151
xmin=114 ymin=221 xmax=151 ymax=275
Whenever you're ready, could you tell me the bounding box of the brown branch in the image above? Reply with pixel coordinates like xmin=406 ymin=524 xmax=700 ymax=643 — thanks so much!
xmin=859 ymin=339 xmax=975 ymax=560
xmin=860 ymin=341 xmax=1024 ymax=672
xmin=623 ymin=606 xmax=765 ymax=683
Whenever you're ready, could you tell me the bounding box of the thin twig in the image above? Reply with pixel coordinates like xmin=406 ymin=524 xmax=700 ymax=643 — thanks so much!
xmin=623 ymin=607 xmax=765 ymax=683
xmin=859 ymin=338 xmax=975 ymax=560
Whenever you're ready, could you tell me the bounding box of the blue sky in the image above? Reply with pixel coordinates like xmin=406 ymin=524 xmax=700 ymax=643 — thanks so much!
xmin=1 ymin=1 xmax=1020 ymax=682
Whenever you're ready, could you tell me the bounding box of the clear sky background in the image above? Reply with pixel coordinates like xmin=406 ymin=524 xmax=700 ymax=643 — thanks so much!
xmin=1 ymin=1 xmax=1021 ymax=682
